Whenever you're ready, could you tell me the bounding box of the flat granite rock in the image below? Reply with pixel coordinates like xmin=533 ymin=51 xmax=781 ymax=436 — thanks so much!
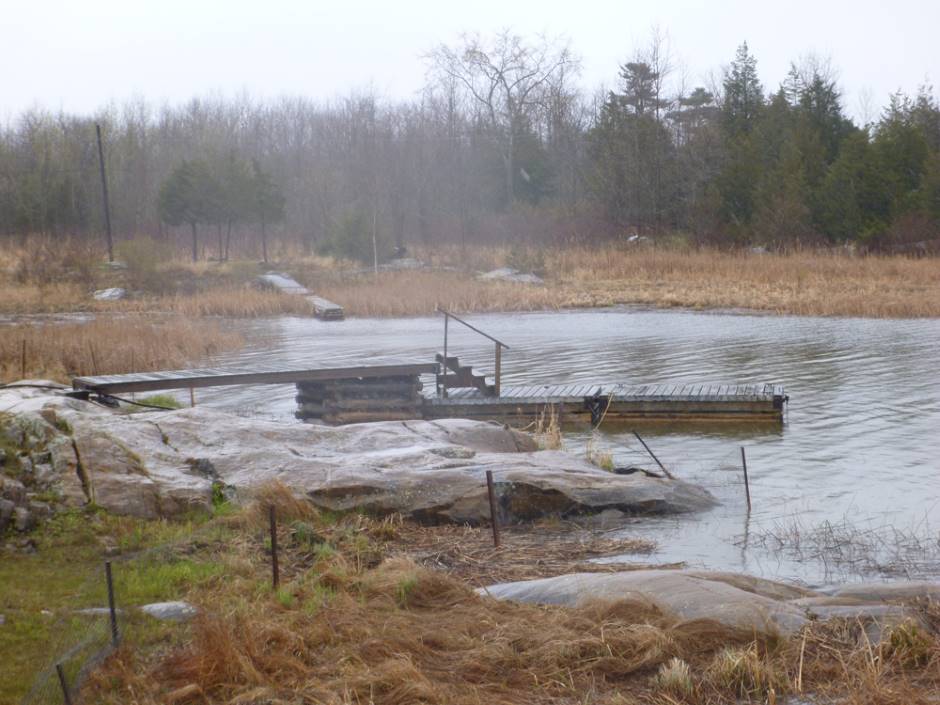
xmin=0 ymin=386 xmax=716 ymax=523
xmin=481 ymin=571 xmax=938 ymax=637
xmin=482 ymin=570 xmax=811 ymax=634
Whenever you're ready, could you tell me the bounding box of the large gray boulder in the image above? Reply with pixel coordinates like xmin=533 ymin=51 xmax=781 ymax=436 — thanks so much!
xmin=0 ymin=386 xmax=716 ymax=523
xmin=481 ymin=570 xmax=938 ymax=637
xmin=482 ymin=570 xmax=813 ymax=634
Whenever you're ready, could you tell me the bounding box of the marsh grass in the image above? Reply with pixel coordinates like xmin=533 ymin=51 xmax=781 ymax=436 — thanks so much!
xmin=4 ymin=237 xmax=940 ymax=318
xmin=0 ymin=317 xmax=243 ymax=384
xmin=530 ymin=404 xmax=563 ymax=450
xmin=310 ymin=244 xmax=940 ymax=319
xmin=746 ymin=516 xmax=940 ymax=579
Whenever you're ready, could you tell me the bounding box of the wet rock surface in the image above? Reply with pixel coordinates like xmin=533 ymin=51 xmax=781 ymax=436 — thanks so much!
xmin=482 ymin=570 xmax=938 ymax=637
xmin=0 ymin=385 xmax=716 ymax=523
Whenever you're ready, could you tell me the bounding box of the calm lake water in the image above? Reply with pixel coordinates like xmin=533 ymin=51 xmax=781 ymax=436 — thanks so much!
xmin=173 ymin=308 xmax=940 ymax=587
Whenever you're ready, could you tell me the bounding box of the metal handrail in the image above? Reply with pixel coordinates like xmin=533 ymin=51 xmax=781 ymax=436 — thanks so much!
xmin=435 ymin=307 xmax=510 ymax=349
xmin=435 ymin=307 xmax=509 ymax=398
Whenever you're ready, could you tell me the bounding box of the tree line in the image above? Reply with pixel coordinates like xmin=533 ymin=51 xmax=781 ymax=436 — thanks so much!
xmin=1 ymin=31 xmax=939 ymax=260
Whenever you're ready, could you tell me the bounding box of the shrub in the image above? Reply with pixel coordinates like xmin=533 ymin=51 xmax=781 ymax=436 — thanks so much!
xmin=320 ymin=209 xmax=391 ymax=265
xmin=115 ymin=236 xmax=173 ymax=292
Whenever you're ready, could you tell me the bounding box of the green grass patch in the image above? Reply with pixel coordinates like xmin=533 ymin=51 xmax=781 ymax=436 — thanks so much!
xmin=130 ymin=394 xmax=183 ymax=411
xmin=0 ymin=508 xmax=231 ymax=704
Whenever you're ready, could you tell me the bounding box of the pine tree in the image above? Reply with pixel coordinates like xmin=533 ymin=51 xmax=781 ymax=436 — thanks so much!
xmin=722 ymin=43 xmax=764 ymax=137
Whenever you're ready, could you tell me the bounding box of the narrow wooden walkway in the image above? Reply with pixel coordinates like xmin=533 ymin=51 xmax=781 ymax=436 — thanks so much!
xmin=257 ymin=272 xmax=344 ymax=320
xmin=72 ymin=363 xmax=438 ymax=395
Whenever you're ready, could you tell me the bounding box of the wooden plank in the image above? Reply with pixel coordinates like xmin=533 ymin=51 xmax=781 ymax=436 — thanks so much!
xmin=74 ymin=362 xmax=439 ymax=395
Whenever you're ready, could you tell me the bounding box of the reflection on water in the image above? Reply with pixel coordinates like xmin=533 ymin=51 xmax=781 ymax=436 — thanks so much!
xmin=187 ymin=307 xmax=940 ymax=587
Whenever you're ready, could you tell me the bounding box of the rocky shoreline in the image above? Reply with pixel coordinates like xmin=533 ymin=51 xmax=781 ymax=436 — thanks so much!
xmin=0 ymin=383 xmax=715 ymax=530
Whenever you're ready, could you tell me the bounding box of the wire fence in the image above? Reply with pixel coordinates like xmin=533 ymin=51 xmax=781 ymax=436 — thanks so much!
xmin=19 ymin=517 xmax=241 ymax=705
xmin=22 ymin=562 xmax=123 ymax=705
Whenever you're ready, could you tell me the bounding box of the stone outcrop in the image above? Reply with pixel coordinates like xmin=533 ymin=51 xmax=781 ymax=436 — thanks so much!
xmin=0 ymin=384 xmax=716 ymax=523
xmin=481 ymin=570 xmax=938 ymax=637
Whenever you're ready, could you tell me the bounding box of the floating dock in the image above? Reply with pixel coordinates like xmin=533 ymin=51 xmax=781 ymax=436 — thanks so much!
xmin=426 ymin=383 xmax=787 ymax=423
xmin=73 ymin=364 xmax=786 ymax=425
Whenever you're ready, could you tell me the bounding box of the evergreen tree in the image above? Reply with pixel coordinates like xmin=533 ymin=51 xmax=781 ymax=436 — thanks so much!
xmin=722 ymin=43 xmax=764 ymax=137
xmin=814 ymin=132 xmax=891 ymax=241
xmin=589 ymin=60 xmax=677 ymax=230
xmin=158 ymin=159 xmax=217 ymax=261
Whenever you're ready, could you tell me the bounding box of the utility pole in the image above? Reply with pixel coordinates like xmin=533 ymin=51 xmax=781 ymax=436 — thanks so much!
xmin=95 ymin=123 xmax=114 ymax=262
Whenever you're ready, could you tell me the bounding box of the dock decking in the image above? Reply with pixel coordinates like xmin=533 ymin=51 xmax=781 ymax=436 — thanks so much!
xmin=426 ymin=383 xmax=787 ymax=422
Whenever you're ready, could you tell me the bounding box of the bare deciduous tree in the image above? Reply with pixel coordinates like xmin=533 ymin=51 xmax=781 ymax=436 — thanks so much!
xmin=428 ymin=31 xmax=579 ymax=207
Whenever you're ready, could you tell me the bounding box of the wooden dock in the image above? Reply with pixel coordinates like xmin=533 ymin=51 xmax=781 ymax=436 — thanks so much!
xmin=71 ymin=364 xmax=787 ymax=424
xmin=426 ymin=383 xmax=787 ymax=423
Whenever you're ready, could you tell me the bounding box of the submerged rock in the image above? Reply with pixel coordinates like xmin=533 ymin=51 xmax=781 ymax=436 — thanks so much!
xmin=0 ymin=385 xmax=715 ymax=523
xmin=481 ymin=570 xmax=936 ymax=637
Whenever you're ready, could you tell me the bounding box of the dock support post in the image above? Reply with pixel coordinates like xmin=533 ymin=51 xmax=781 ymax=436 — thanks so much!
xmin=632 ymin=431 xmax=675 ymax=480
xmin=485 ymin=470 xmax=500 ymax=548
xmin=21 ymin=338 xmax=26 ymax=380
xmin=741 ymin=446 xmax=752 ymax=512
xmin=494 ymin=342 xmax=501 ymax=397
xmin=189 ymin=387 xmax=195 ymax=407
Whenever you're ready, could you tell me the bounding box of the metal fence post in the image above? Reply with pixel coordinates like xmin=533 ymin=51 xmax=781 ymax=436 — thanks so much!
xmin=485 ymin=470 xmax=501 ymax=548
xmin=55 ymin=663 xmax=73 ymax=705
xmin=105 ymin=561 xmax=119 ymax=647
xmin=269 ymin=505 xmax=280 ymax=589
xmin=741 ymin=446 xmax=752 ymax=512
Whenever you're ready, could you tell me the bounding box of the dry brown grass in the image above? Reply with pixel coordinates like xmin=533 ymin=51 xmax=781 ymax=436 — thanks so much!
xmin=117 ymin=288 xmax=316 ymax=317
xmin=5 ymin=234 xmax=940 ymax=319
xmin=315 ymin=270 xmax=564 ymax=317
xmin=78 ymin=495 xmax=940 ymax=705
xmin=359 ymin=244 xmax=940 ymax=318
xmin=0 ymin=317 xmax=243 ymax=384
xmin=381 ymin=517 xmax=659 ymax=585
xmin=0 ymin=237 xmax=320 ymax=318
xmin=4 ymin=237 xmax=940 ymax=319
xmin=544 ymin=245 xmax=940 ymax=318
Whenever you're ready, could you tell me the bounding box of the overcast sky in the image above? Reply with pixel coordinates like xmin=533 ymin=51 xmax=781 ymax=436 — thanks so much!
xmin=3 ymin=0 xmax=937 ymax=122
